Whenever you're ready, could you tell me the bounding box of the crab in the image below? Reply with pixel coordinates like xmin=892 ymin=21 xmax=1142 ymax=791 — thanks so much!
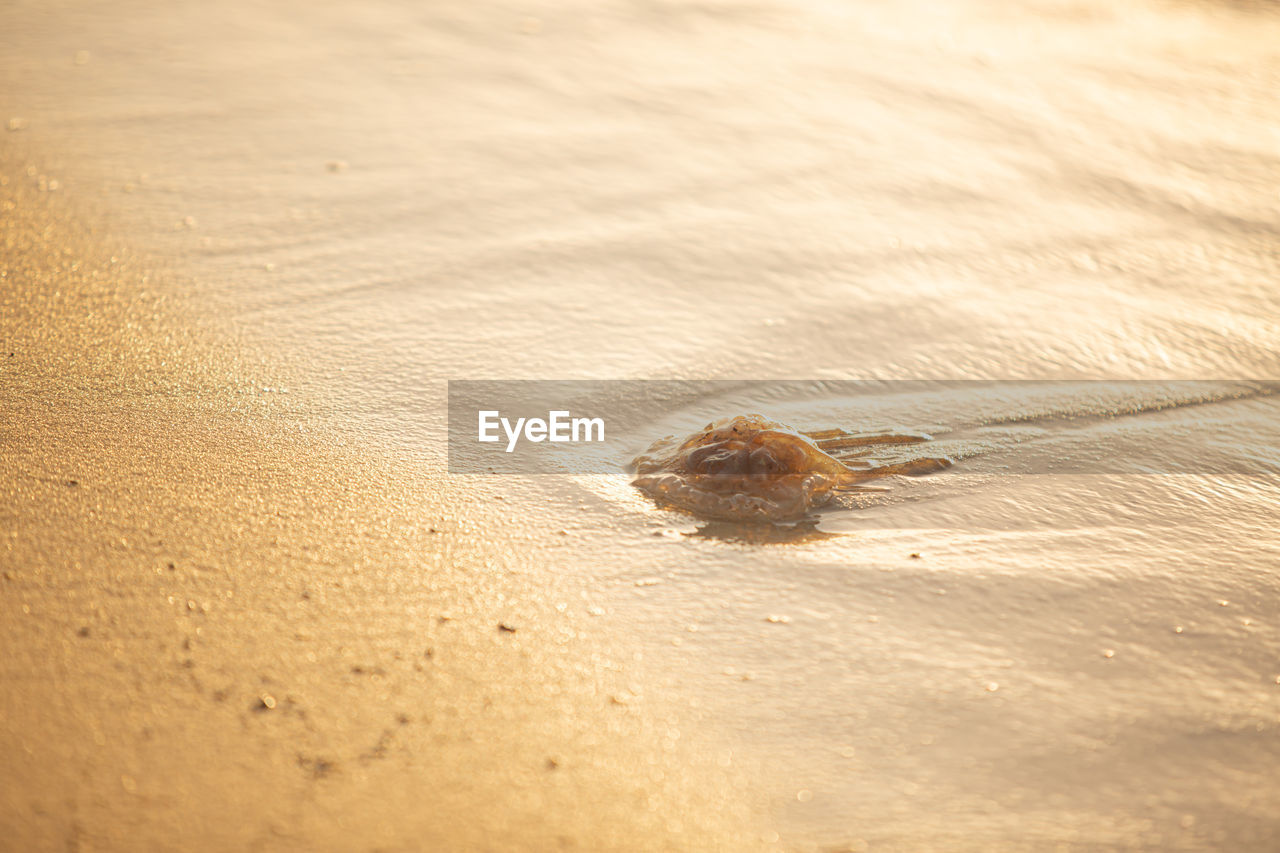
xmin=630 ymin=414 xmax=951 ymax=523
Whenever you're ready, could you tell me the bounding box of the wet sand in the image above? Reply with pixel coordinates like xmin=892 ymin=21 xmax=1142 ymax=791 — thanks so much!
xmin=4 ymin=0 xmax=1280 ymax=850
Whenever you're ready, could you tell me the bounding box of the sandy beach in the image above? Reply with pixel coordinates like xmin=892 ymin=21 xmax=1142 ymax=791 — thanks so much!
xmin=3 ymin=0 xmax=1280 ymax=850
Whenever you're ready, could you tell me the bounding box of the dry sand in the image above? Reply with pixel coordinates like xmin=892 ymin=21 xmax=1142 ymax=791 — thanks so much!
xmin=3 ymin=0 xmax=1280 ymax=851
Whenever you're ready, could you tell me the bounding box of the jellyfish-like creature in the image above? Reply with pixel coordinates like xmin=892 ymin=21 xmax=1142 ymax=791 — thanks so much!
xmin=631 ymin=414 xmax=951 ymax=522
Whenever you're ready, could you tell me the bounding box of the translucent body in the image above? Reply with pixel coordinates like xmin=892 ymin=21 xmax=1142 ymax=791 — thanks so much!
xmin=631 ymin=414 xmax=951 ymax=522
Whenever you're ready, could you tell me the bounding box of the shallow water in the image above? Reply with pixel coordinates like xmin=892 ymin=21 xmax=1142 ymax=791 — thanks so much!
xmin=4 ymin=0 xmax=1280 ymax=848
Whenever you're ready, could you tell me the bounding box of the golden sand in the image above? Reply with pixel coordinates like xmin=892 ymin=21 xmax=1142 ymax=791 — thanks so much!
xmin=4 ymin=0 xmax=1280 ymax=849
xmin=0 ymin=154 xmax=766 ymax=851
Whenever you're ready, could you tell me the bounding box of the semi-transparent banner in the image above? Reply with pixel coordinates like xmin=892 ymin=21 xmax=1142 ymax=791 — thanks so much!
xmin=447 ymin=379 xmax=1279 ymax=476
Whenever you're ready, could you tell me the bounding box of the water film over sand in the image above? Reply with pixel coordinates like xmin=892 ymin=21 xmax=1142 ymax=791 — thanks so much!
xmin=3 ymin=0 xmax=1279 ymax=850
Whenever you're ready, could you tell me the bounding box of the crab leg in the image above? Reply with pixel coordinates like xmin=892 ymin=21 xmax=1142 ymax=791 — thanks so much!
xmin=833 ymin=455 xmax=953 ymax=493
xmin=869 ymin=457 xmax=953 ymax=477
xmin=805 ymin=430 xmax=934 ymax=451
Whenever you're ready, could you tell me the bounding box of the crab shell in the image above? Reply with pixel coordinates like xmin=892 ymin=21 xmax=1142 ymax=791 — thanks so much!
xmin=630 ymin=414 xmax=859 ymax=522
